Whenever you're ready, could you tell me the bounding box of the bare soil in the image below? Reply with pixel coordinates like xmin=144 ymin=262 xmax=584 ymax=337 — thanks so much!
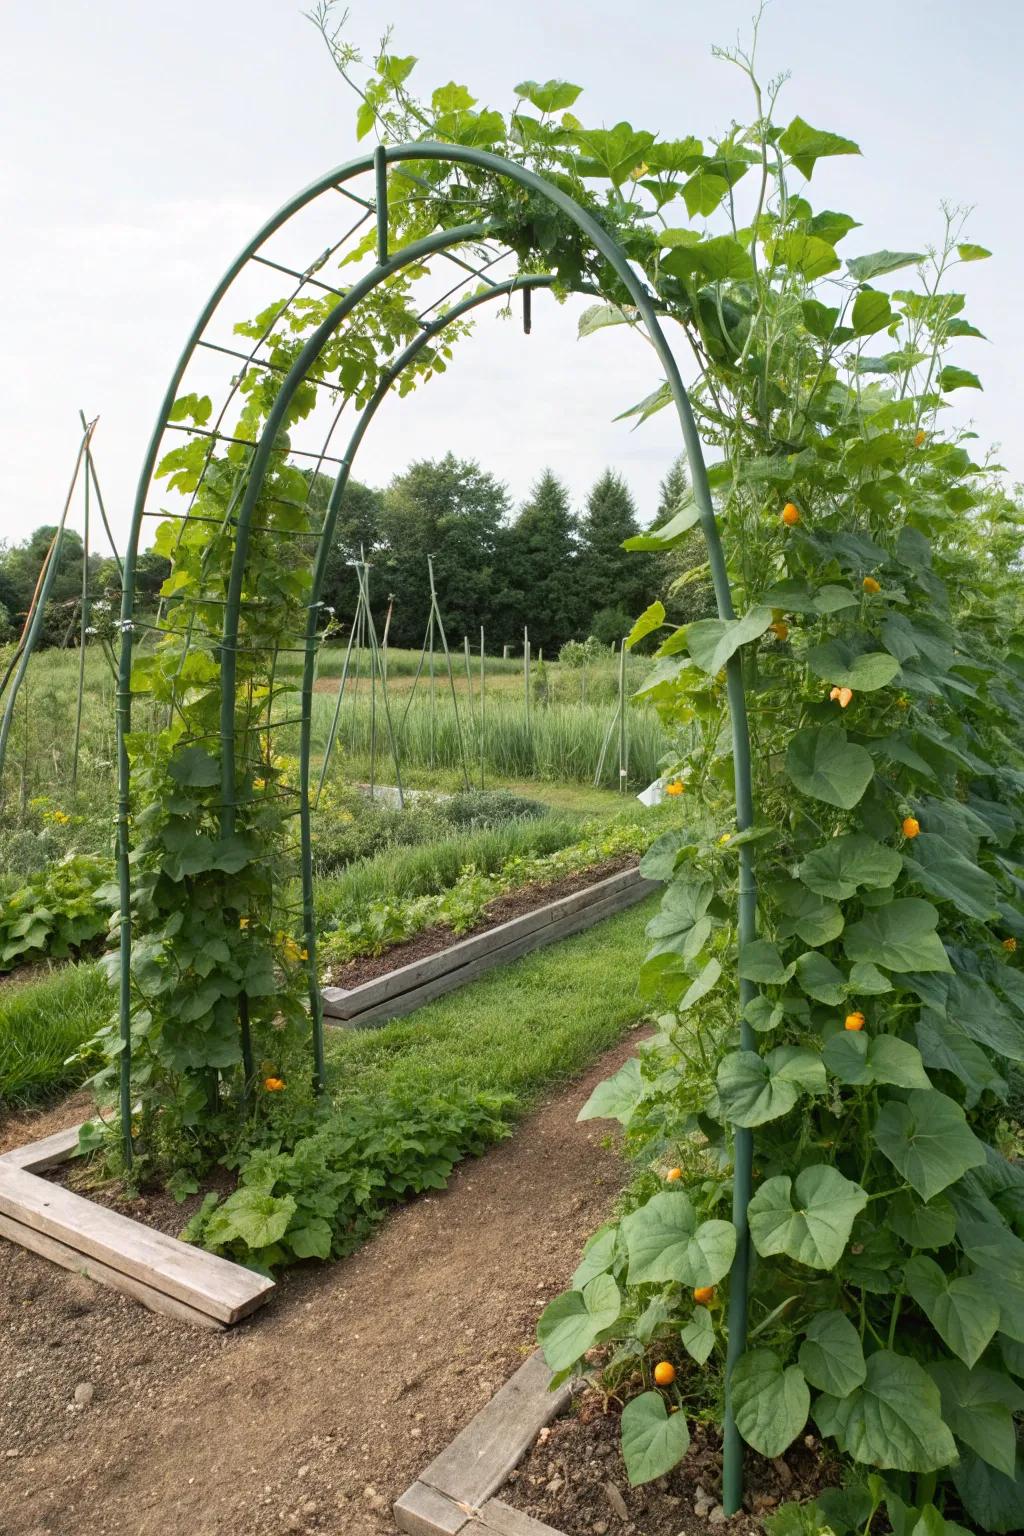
xmin=0 ymin=1034 xmax=644 ymax=1536
xmin=502 ymin=1393 xmax=837 ymax=1535
xmin=326 ymin=854 xmax=637 ymax=988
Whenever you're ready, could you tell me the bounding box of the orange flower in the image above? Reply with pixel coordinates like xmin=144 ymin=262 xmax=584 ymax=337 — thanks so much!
xmin=862 ymin=576 xmax=881 ymax=594
xmin=914 ymin=429 xmax=926 ymax=447
xmin=693 ymin=1286 xmax=716 ymax=1305
xmin=666 ymin=1167 xmax=683 ymax=1181
xmin=263 ymin=1077 xmax=285 ymax=1092
xmin=1003 ymin=937 xmax=1017 ymax=953
xmin=902 ymin=816 xmax=921 ymax=839
xmin=844 ymin=1011 xmax=865 ymax=1032
xmin=665 ymin=779 xmax=685 ymax=796
xmin=769 ymin=621 xmax=789 ymax=641
xmin=781 ymin=502 xmax=800 ymax=527
xmin=654 ymin=1360 xmax=676 ymax=1386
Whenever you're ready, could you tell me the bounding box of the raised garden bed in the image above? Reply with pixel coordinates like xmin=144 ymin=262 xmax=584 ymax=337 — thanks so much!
xmin=322 ymin=862 xmax=657 ymax=1028
xmin=0 ymin=1123 xmax=273 ymax=1331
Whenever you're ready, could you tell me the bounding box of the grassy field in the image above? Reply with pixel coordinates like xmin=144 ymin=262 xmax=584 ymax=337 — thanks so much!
xmin=324 ymin=896 xmax=654 ymax=1108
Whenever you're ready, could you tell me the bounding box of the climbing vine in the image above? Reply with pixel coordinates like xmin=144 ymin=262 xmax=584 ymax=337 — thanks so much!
xmin=315 ymin=12 xmax=1024 ymax=1529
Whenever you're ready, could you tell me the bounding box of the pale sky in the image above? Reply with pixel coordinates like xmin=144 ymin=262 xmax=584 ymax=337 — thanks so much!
xmin=1 ymin=0 xmax=1021 ymax=557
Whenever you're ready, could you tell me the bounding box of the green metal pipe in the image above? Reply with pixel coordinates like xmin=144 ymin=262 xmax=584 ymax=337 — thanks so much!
xmin=71 ymin=441 xmax=90 ymax=795
xmin=374 ymin=145 xmax=388 ymax=266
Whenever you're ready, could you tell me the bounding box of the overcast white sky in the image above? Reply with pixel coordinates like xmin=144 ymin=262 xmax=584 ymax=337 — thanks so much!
xmin=1 ymin=0 xmax=1021 ymax=555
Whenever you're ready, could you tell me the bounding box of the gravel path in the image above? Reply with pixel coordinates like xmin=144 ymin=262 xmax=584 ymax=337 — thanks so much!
xmin=0 ymin=1035 xmax=640 ymax=1536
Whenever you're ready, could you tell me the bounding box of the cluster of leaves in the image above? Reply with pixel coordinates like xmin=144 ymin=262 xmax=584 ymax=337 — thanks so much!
xmin=318 ymin=814 xmax=653 ymax=966
xmin=182 ymin=1086 xmax=511 ymax=1273
xmin=318 ymin=17 xmax=1024 ymax=1528
xmin=0 ymin=854 xmax=114 ymax=971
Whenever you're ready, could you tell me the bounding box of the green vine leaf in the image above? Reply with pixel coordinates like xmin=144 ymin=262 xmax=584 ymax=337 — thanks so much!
xmin=717 ymin=1047 xmax=825 ymax=1128
xmin=785 ymin=725 xmax=874 ymax=809
xmin=620 ymin=1391 xmax=691 ymax=1486
xmin=798 ymin=1310 xmax=867 ymax=1397
xmin=815 ymin=1350 xmax=956 ymax=1471
xmin=732 ymin=1348 xmax=810 ymax=1457
xmin=798 ymin=833 xmax=902 ymax=901
xmin=748 ymin=1165 xmax=867 ymax=1269
xmin=844 ymin=899 xmax=952 ymax=973
xmin=537 ymin=1274 xmax=622 ymax=1372
xmin=872 ymin=1089 xmax=987 ymax=1201
xmin=621 ymin=1192 xmax=736 ymax=1288
xmin=904 ymin=1256 xmax=1001 ymax=1368
xmin=822 ymin=1031 xmax=932 ymax=1090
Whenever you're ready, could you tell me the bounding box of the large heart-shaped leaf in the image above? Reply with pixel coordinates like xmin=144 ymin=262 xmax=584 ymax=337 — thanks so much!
xmin=799 ymin=834 xmax=902 ymax=900
xmin=873 ymin=1090 xmax=987 ymax=1201
xmin=686 ymin=606 xmax=773 ymax=674
xmin=798 ymin=1310 xmax=867 ymax=1396
xmin=952 ymin=1446 xmax=1024 ymax=1536
xmin=903 ymin=833 xmax=1001 ymax=920
xmin=905 ymin=1255 xmax=1001 ymax=1367
xmin=844 ymin=899 xmax=952 ymax=973
xmin=748 ymin=1165 xmax=867 ymax=1269
xmin=732 ymin=1349 xmax=810 ymax=1457
xmin=928 ymin=1359 xmax=1024 ymax=1477
xmin=786 ymin=726 xmax=874 ymax=809
xmin=738 ymin=940 xmax=793 ymax=984
xmin=794 ymin=950 xmax=847 ymax=1004
xmin=571 ymin=1226 xmax=619 ymax=1289
xmin=805 ymin=643 xmax=901 ymax=692
xmin=621 ymin=1192 xmax=736 ymax=1287
xmin=620 ymin=1391 xmax=691 ymax=1486
xmin=815 ymin=1350 xmax=956 ymax=1471
xmin=537 ymin=1274 xmax=622 ymax=1371
xmin=717 ymin=1047 xmax=824 ymax=1127
xmin=823 ymin=1031 xmax=932 ymax=1090
xmin=577 ymin=1058 xmax=643 ymax=1124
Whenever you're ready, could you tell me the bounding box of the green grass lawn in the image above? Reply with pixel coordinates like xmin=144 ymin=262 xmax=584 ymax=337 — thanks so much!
xmin=0 ymin=964 xmax=109 ymax=1109
xmin=324 ymin=895 xmax=655 ymax=1109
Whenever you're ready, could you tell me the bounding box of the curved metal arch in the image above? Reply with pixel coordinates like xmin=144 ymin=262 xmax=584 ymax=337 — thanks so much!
xmin=119 ymin=142 xmax=757 ymax=1512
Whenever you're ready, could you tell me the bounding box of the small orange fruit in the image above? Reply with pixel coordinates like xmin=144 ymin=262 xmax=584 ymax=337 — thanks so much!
xmin=263 ymin=1077 xmax=285 ymax=1092
xmin=781 ymin=502 xmax=800 ymax=526
xmin=654 ymin=1360 xmax=676 ymax=1386
xmin=829 ymin=686 xmax=842 ymax=702
xmin=1003 ymin=937 xmax=1017 ymax=953
xmin=693 ymin=1286 xmax=716 ymax=1305
xmin=769 ymin=621 xmax=789 ymax=641
xmin=665 ymin=779 xmax=685 ymax=796
xmin=844 ymin=1011 xmax=865 ymax=1032
xmin=837 ymin=687 xmax=854 ymax=709
xmin=914 ymin=429 xmax=926 ymax=447
xmin=666 ymin=1167 xmax=683 ymax=1181
xmin=902 ymin=816 xmax=921 ymax=839
xmin=862 ymin=576 xmax=881 ymax=594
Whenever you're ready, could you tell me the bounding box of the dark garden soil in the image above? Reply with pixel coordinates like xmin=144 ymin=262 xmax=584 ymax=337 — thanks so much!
xmin=502 ymin=1393 xmax=838 ymax=1536
xmin=0 ymin=1033 xmax=645 ymax=1536
xmin=325 ymin=853 xmax=638 ymax=988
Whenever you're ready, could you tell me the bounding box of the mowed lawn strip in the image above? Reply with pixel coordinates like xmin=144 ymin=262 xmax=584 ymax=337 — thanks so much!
xmin=324 ymin=895 xmax=655 ymax=1109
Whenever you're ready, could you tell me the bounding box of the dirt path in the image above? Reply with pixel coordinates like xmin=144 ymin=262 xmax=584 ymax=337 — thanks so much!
xmin=0 ymin=1035 xmax=641 ymax=1536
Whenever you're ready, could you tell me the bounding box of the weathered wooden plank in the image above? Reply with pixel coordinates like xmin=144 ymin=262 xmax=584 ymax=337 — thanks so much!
xmin=393 ymin=1481 xmax=471 ymax=1536
xmin=418 ymin=1350 xmax=572 ymax=1509
xmin=478 ymin=1499 xmax=568 ymax=1536
xmin=0 ymin=1162 xmax=273 ymax=1324
xmin=0 ymin=1211 xmax=226 ymax=1331
xmin=1 ymin=1122 xmax=85 ymax=1172
xmin=325 ymin=876 xmax=657 ymax=1030
xmin=323 ymin=866 xmax=644 ymax=1018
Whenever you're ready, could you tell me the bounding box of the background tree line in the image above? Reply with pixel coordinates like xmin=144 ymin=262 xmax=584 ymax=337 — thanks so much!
xmin=0 ymin=454 xmax=718 ymax=653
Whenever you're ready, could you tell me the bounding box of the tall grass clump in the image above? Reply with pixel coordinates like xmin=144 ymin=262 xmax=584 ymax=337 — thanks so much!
xmin=311 ymin=694 xmax=669 ymax=787
xmin=0 ymin=964 xmax=111 ymax=1107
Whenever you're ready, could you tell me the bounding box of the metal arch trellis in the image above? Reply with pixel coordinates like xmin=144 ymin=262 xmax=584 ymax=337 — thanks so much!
xmin=117 ymin=142 xmax=759 ymax=1512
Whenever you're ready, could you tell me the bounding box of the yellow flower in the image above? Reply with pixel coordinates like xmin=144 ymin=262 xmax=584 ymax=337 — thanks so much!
xmin=665 ymin=779 xmax=685 ymax=796
xmin=718 ymin=832 xmax=732 ymax=845
xmin=1003 ymin=937 xmax=1017 ymax=954
xmin=239 ymin=916 xmax=251 ymax=929
xmin=862 ymin=576 xmax=881 ymax=594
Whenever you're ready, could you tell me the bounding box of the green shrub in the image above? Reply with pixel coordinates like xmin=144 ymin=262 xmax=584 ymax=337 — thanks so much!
xmin=0 ymin=854 xmax=115 ymax=971
xmin=438 ymin=788 xmax=546 ymax=829
xmin=182 ymin=1087 xmax=512 ymax=1272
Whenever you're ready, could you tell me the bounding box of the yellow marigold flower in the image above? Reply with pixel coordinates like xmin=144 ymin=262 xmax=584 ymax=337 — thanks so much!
xmin=862 ymin=576 xmax=881 ymax=594
xmin=1003 ymin=937 xmax=1017 ymax=953
xmin=665 ymin=779 xmax=685 ymax=796
xmin=263 ymin=1077 xmax=285 ymax=1092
